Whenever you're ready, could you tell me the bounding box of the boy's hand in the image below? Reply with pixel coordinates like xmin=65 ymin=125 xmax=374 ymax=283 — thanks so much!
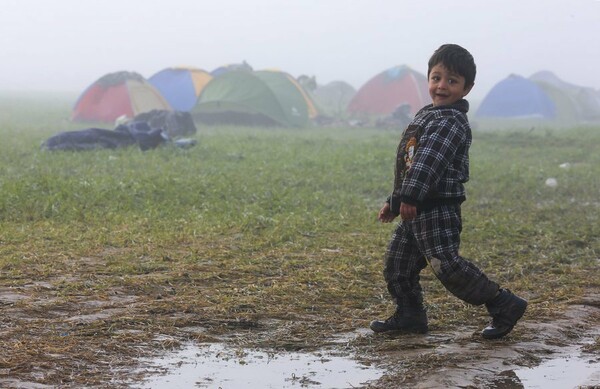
xmin=400 ymin=202 xmax=417 ymax=221
xmin=378 ymin=203 xmax=397 ymax=223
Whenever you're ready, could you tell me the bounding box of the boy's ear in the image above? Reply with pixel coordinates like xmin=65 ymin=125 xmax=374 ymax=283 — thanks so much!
xmin=463 ymin=83 xmax=474 ymax=97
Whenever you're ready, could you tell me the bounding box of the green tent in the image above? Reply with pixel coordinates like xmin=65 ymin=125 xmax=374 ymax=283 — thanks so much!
xmin=536 ymin=81 xmax=580 ymax=123
xmin=193 ymin=70 xmax=309 ymax=127
xmin=531 ymin=70 xmax=600 ymax=121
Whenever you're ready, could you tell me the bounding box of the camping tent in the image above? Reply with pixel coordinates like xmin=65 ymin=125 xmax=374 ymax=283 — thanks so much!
xmin=313 ymin=81 xmax=356 ymax=117
xmin=210 ymin=61 xmax=253 ymax=77
xmin=530 ymin=71 xmax=600 ymax=121
xmin=286 ymin=74 xmax=320 ymax=119
xmin=72 ymin=71 xmax=171 ymax=123
xmin=347 ymin=65 xmax=429 ymax=118
xmin=148 ymin=67 xmax=213 ymax=111
xmin=193 ymin=70 xmax=310 ymax=127
xmin=475 ymin=74 xmax=579 ymax=121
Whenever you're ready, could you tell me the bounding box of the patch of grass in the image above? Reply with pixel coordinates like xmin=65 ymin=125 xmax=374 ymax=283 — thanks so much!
xmin=0 ymin=94 xmax=598 ymax=386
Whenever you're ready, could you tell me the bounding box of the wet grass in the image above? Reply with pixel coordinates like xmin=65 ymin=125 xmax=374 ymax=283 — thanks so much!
xmin=0 ymin=94 xmax=598 ymax=387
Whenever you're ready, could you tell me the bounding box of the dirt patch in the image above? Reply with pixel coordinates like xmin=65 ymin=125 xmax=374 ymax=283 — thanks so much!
xmin=361 ymin=298 xmax=600 ymax=388
xmin=0 ymin=280 xmax=599 ymax=388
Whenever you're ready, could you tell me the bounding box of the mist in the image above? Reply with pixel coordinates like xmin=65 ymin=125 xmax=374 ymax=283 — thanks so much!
xmin=1 ymin=0 xmax=599 ymax=102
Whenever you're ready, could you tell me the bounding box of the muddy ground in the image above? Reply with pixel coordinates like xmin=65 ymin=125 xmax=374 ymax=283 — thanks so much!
xmin=364 ymin=294 xmax=600 ymax=388
xmin=0 ymin=279 xmax=598 ymax=388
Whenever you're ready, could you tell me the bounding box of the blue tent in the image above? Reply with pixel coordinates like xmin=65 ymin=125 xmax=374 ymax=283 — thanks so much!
xmin=210 ymin=61 xmax=253 ymax=77
xmin=476 ymin=75 xmax=556 ymax=119
xmin=148 ymin=68 xmax=212 ymax=112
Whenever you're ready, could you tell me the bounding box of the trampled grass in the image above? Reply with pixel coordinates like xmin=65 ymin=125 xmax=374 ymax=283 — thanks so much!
xmin=0 ymin=94 xmax=598 ymax=386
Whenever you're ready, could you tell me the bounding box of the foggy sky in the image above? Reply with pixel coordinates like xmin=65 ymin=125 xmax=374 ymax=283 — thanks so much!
xmin=1 ymin=0 xmax=599 ymax=101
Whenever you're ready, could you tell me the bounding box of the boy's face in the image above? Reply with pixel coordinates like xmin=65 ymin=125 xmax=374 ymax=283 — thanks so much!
xmin=428 ymin=63 xmax=473 ymax=107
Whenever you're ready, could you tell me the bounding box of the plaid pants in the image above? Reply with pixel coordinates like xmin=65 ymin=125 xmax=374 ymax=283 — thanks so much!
xmin=384 ymin=204 xmax=499 ymax=307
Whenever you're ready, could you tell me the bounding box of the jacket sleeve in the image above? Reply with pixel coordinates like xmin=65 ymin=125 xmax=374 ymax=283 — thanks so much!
xmin=399 ymin=116 xmax=466 ymax=203
xmin=386 ymin=194 xmax=401 ymax=215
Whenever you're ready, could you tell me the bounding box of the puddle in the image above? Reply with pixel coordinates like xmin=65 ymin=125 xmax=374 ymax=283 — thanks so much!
xmin=515 ymin=355 xmax=600 ymax=388
xmin=133 ymin=343 xmax=384 ymax=388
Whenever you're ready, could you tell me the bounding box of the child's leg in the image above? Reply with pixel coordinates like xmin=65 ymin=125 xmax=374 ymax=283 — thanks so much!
xmin=410 ymin=204 xmax=526 ymax=338
xmin=412 ymin=204 xmax=499 ymax=305
xmin=370 ymin=223 xmax=429 ymax=333
xmin=383 ymin=222 xmax=428 ymax=310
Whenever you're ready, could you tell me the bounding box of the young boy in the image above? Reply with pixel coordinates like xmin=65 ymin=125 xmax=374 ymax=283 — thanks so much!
xmin=371 ymin=44 xmax=527 ymax=339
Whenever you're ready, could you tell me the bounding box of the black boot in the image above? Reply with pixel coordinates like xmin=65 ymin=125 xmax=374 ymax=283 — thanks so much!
xmin=482 ymin=289 xmax=527 ymax=339
xmin=370 ymin=307 xmax=428 ymax=334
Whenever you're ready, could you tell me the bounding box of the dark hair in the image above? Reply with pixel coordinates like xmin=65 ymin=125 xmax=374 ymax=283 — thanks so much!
xmin=428 ymin=44 xmax=476 ymax=88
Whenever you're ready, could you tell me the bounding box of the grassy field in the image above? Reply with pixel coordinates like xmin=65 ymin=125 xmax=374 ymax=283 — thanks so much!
xmin=0 ymin=94 xmax=598 ymax=387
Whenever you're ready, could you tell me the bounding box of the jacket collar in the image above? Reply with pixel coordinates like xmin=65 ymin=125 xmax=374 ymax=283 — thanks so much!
xmin=424 ymin=99 xmax=470 ymax=113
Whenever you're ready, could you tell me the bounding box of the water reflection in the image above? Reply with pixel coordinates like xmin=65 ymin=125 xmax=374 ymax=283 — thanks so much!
xmin=515 ymin=355 xmax=599 ymax=388
xmin=134 ymin=342 xmax=384 ymax=388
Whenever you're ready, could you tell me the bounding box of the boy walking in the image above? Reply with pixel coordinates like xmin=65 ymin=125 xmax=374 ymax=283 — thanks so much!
xmin=371 ymin=44 xmax=527 ymax=339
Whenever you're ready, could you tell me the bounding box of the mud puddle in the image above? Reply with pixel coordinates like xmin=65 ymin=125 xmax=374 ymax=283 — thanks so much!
xmin=515 ymin=354 xmax=600 ymax=388
xmin=132 ymin=342 xmax=385 ymax=388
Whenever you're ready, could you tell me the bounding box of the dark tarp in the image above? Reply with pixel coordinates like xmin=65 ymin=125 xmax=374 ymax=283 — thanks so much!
xmin=41 ymin=121 xmax=168 ymax=151
xmin=133 ymin=110 xmax=197 ymax=138
xmin=42 ymin=111 xmax=198 ymax=152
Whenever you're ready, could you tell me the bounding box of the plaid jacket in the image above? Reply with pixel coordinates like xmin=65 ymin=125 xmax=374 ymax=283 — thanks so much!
xmin=388 ymin=99 xmax=471 ymax=214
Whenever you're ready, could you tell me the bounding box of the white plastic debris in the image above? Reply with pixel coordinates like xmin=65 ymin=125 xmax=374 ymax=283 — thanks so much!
xmin=545 ymin=178 xmax=558 ymax=188
xmin=114 ymin=114 xmax=130 ymax=126
xmin=559 ymin=162 xmax=571 ymax=169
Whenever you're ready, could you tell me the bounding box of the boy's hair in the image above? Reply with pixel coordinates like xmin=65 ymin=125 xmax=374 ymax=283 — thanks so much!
xmin=428 ymin=44 xmax=476 ymax=88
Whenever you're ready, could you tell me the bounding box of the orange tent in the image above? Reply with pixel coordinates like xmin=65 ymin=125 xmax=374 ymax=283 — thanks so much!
xmin=72 ymin=71 xmax=171 ymax=123
xmin=348 ymin=65 xmax=430 ymax=117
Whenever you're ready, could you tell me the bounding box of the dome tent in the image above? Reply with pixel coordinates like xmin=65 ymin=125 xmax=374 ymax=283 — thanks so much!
xmin=148 ymin=67 xmax=213 ymax=112
xmin=475 ymin=74 xmax=578 ymax=122
xmin=312 ymin=81 xmax=356 ymax=117
xmin=286 ymin=74 xmax=320 ymax=120
xmin=530 ymin=70 xmax=600 ymax=121
xmin=347 ymin=65 xmax=429 ymax=118
xmin=193 ymin=70 xmax=310 ymax=127
xmin=72 ymin=71 xmax=171 ymax=123
xmin=210 ymin=61 xmax=253 ymax=77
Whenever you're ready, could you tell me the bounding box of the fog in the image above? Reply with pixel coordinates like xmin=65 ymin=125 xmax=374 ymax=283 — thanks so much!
xmin=1 ymin=0 xmax=599 ymax=101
